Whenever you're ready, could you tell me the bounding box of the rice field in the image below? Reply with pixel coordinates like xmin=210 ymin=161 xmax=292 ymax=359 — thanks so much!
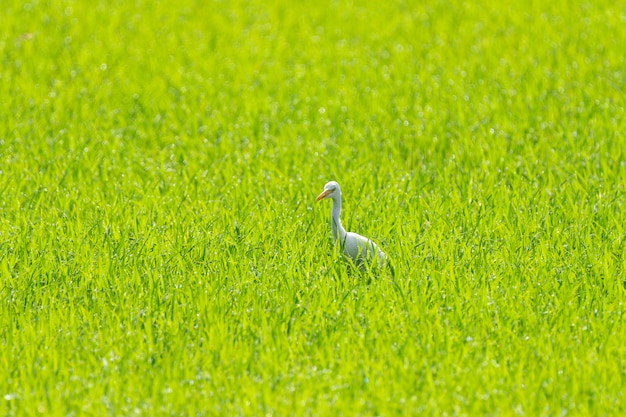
xmin=1 ymin=0 xmax=626 ymax=415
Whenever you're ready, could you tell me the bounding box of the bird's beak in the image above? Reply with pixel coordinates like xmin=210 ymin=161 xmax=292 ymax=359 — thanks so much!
xmin=316 ymin=189 xmax=332 ymax=202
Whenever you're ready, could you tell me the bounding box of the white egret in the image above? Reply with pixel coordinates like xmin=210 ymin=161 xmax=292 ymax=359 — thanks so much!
xmin=316 ymin=181 xmax=387 ymax=268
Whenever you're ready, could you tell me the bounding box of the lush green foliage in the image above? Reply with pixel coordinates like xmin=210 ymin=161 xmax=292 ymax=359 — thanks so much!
xmin=2 ymin=0 xmax=625 ymax=415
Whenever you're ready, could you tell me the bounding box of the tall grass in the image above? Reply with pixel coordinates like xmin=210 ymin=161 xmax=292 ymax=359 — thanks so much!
xmin=1 ymin=0 xmax=625 ymax=415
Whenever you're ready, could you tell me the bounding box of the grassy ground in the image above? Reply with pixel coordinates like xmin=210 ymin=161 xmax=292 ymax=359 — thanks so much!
xmin=1 ymin=0 xmax=626 ymax=415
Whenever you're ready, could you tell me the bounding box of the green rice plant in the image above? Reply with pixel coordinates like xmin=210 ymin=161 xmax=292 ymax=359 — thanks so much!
xmin=1 ymin=0 xmax=625 ymax=415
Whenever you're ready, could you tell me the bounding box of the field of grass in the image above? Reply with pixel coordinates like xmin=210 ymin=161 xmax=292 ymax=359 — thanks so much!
xmin=2 ymin=0 xmax=626 ymax=415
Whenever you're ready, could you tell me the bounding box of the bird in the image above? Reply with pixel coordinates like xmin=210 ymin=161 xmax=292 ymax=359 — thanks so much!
xmin=316 ymin=181 xmax=387 ymax=268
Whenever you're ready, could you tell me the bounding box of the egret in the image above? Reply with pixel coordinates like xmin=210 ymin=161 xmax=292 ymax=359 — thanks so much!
xmin=316 ymin=181 xmax=387 ymax=268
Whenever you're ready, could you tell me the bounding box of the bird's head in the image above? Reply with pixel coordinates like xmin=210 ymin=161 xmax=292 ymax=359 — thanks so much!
xmin=316 ymin=181 xmax=340 ymax=202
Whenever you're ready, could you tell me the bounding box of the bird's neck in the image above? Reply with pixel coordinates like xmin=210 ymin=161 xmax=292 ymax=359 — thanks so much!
xmin=331 ymin=195 xmax=347 ymax=242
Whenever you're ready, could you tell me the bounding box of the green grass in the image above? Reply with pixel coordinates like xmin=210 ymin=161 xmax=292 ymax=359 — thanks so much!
xmin=2 ymin=0 xmax=626 ymax=415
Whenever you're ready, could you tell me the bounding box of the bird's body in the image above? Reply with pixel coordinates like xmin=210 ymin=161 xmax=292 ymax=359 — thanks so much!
xmin=316 ymin=181 xmax=386 ymax=268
